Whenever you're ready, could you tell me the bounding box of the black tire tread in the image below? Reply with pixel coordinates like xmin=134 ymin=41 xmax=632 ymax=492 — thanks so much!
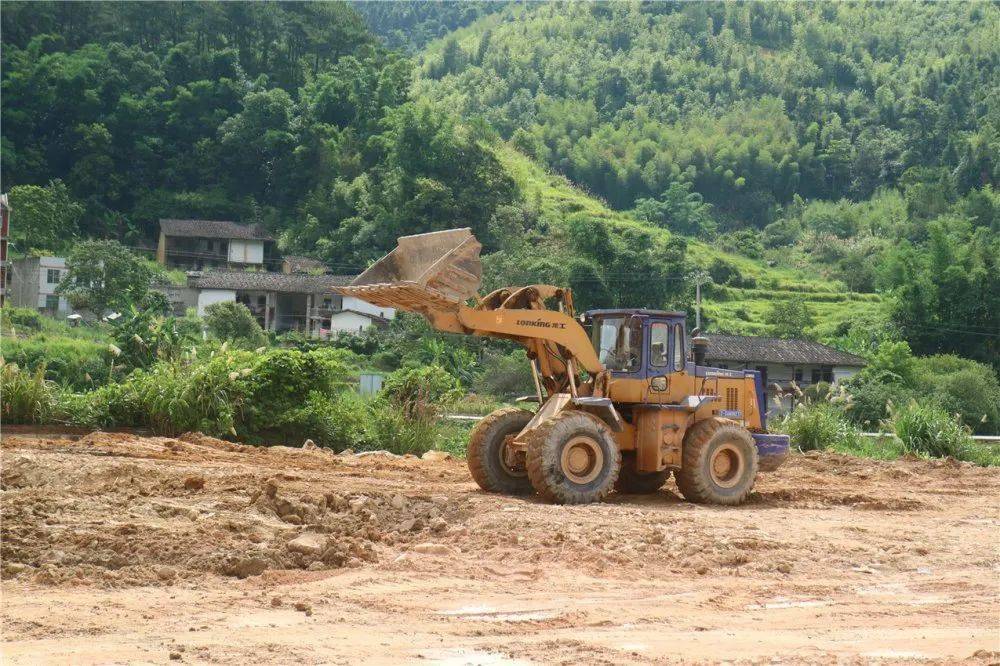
xmin=676 ymin=417 xmax=758 ymax=506
xmin=467 ymin=407 xmax=534 ymax=494
xmin=525 ymin=410 xmax=621 ymax=504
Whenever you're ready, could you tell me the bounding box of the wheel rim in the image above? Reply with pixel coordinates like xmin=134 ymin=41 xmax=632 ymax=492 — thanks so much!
xmin=499 ymin=434 xmax=527 ymax=478
xmin=560 ymin=435 xmax=604 ymax=484
xmin=709 ymin=443 xmax=744 ymax=488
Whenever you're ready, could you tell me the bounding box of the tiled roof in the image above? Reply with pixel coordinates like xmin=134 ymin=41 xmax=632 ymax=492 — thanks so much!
xmin=330 ymin=308 xmax=391 ymax=324
xmin=160 ymin=219 xmax=273 ymax=241
xmin=704 ymin=334 xmax=866 ymax=367
xmin=187 ymin=271 xmax=352 ymax=294
xmin=283 ymin=255 xmax=329 ymax=274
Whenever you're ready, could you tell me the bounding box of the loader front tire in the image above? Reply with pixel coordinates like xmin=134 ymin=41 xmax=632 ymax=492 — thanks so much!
xmin=526 ymin=410 xmax=621 ymax=504
xmin=676 ymin=418 xmax=758 ymax=506
xmin=614 ymin=453 xmax=671 ymax=494
xmin=467 ymin=408 xmax=534 ymax=495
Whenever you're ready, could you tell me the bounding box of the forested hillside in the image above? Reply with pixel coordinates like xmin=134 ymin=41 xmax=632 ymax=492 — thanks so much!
xmin=0 ymin=1 xmax=517 ymax=267
xmin=413 ymin=1 xmax=999 ymax=364
xmin=352 ymin=1 xmax=508 ymax=53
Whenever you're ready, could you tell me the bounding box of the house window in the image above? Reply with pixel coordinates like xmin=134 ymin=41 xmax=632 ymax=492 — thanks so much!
xmin=755 ymin=365 xmax=768 ymax=387
xmin=794 ymin=367 xmax=803 ymax=383
xmin=46 ymin=269 xmax=61 ymax=284
xmin=45 ymin=294 xmax=59 ymax=310
xmin=809 ymin=367 xmax=833 ymax=384
xmin=323 ymin=298 xmax=332 ymax=308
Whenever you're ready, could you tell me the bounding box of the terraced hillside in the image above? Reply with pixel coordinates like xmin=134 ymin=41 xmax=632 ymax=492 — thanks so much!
xmin=496 ymin=145 xmax=882 ymax=337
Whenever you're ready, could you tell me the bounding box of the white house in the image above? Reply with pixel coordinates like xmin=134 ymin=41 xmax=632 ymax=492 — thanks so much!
xmin=7 ymin=256 xmax=71 ymax=315
xmin=187 ymin=271 xmax=394 ymax=336
xmin=703 ymin=334 xmax=866 ymax=416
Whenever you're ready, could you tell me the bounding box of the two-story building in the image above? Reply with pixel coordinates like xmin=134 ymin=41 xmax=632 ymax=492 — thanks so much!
xmin=7 ymin=256 xmax=71 ymax=315
xmin=703 ymin=334 xmax=866 ymax=415
xmin=156 ymin=219 xmax=280 ymax=271
xmin=186 ymin=271 xmax=395 ymax=335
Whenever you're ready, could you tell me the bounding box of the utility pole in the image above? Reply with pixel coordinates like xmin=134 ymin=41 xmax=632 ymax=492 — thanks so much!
xmin=688 ymin=270 xmax=712 ymax=330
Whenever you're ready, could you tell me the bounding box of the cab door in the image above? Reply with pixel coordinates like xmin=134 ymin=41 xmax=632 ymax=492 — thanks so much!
xmin=646 ymin=321 xmax=671 ymax=379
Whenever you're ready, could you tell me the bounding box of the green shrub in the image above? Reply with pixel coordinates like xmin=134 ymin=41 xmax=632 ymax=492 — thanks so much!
xmin=381 ymin=365 xmax=462 ymax=414
xmin=473 ymin=351 xmax=533 ymax=398
xmin=1 ymin=307 xmax=44 ymax=334
xmin=365 ymin=402 xmax=439 ymax=455
xmin=914 ymin=355 xmax=1000 ymax=435
xmin=777 ymin=402 xmax=862 ymax=452
xmin=883 ymin=400 xmax=974 ymax=459
xmin=1 ymin=362 xmax=54 ymax=424
xmin=84 ymin=347 xmax=359 ymax=440
xmin=203 ymin=302 xmax=268 ymax=348
xmin=2 ymin=336 xmax=110 ymax=389
xmin=237 ymin=348 xmax=354 ymax=436
xmin=266 ymin=390 xmax=371 ymax=451
xmin=843 ymin=376 xmax=916 ymax=429
xmin=111 ymin=309 xmax=187 ymax=372
xmin=91 ymin=355 xmax=246 ymax=436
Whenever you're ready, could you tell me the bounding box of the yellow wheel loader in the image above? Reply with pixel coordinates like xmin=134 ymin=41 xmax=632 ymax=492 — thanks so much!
xmin=336 ymin=228 xmax=790 ymax=505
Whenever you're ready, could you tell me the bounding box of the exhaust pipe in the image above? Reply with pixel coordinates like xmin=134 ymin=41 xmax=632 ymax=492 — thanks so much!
xmin=691 ymin=328 xmax=709 ymax=366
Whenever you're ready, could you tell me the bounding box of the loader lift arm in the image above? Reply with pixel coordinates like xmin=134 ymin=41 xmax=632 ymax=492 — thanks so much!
xmin=333 ymin=229 xmax=602 ymax=395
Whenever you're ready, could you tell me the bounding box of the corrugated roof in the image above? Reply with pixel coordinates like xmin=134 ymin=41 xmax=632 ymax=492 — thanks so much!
xmin=188 ymin=271 xmax=352 ymax=293
xmin=704 ymin=334 xmax=866 ymax=367
xmin=160 ymin=219 xmax=273 ymax=241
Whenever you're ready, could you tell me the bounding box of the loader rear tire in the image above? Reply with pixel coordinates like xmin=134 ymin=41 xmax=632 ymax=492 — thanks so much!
xmin=526 ymin=410 xmax=621 ymax=504
xmin=467 ymin=408 xmax=534 ymax=495
xmin=675 ymin=418 xmax=758 ymax=506
xmin=614 ymin=453 xmax=671 ymax=494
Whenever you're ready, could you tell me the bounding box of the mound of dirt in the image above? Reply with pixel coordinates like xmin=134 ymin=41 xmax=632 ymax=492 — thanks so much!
xmin=0 ymin=434 xmax=469 ymax=587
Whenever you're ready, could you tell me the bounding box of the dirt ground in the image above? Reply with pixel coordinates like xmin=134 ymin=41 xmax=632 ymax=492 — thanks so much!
xmin=1 ymin=431 xmax=998 ymax=665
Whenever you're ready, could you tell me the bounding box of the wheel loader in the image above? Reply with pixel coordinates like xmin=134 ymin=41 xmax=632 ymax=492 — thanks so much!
xmin=335 ymin=228 xmax=790 ymax=505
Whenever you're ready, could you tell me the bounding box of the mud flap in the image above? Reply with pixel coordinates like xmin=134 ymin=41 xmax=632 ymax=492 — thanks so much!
xmin=571 ymin=397 xmax=624 ymax=432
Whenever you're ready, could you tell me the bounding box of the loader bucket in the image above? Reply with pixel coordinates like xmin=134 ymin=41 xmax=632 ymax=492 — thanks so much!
xmin=334 ymin=228 xmax=483 ymax=311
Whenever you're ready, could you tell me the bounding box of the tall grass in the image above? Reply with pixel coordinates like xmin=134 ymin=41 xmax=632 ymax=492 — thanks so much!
xmin=1 ymin=362 xmax=55 ymax=424
xmin=883 ymin=400 xmax=974 ymax=459
xmin=778 ymin=402 xmax=863 ymax=452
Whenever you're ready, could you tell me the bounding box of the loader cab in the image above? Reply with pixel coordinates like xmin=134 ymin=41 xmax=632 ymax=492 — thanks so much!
xmin=584 ymin=309 xmax=687 ymax=379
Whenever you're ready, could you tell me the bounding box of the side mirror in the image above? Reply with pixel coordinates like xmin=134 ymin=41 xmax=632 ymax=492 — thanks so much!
xmin=650 ymin=376 xmax=667 ymax=392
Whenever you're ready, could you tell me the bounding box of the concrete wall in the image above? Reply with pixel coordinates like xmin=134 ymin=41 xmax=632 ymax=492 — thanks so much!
xmin=9 ymin=257 xmax=70 ymax=314
xmin=329 ymin=310 xmax=377 ymax=334
xmin=157 ymin=284 xmax=198 ymax=316
xmin=196 ymin=289 xmax=236 ymax=316
xmin=342 ymin=295 xmax=395 ymax=320
xmin=228 ymin=240 xmax=264 ymax=265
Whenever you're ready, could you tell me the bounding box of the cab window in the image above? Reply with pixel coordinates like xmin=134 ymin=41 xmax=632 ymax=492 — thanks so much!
xmin=673 ymin=323 xmax=685 ymax=369
xmin=592 ymin=316 xmax=642 ymax=372
xmin=649 ymin=323 xmax=669 ymax=367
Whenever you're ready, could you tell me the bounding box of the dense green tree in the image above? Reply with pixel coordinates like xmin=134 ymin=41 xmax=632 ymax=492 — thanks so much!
xmin=203 ymin=301 xmax=268 ymax=348
xmin=6 ymin=181 xmax=83 ymax=253
xmin=765 ymin=301 xmax=815 ymax=339
xmin=56 ymin=240 xmax=162 ymax=315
